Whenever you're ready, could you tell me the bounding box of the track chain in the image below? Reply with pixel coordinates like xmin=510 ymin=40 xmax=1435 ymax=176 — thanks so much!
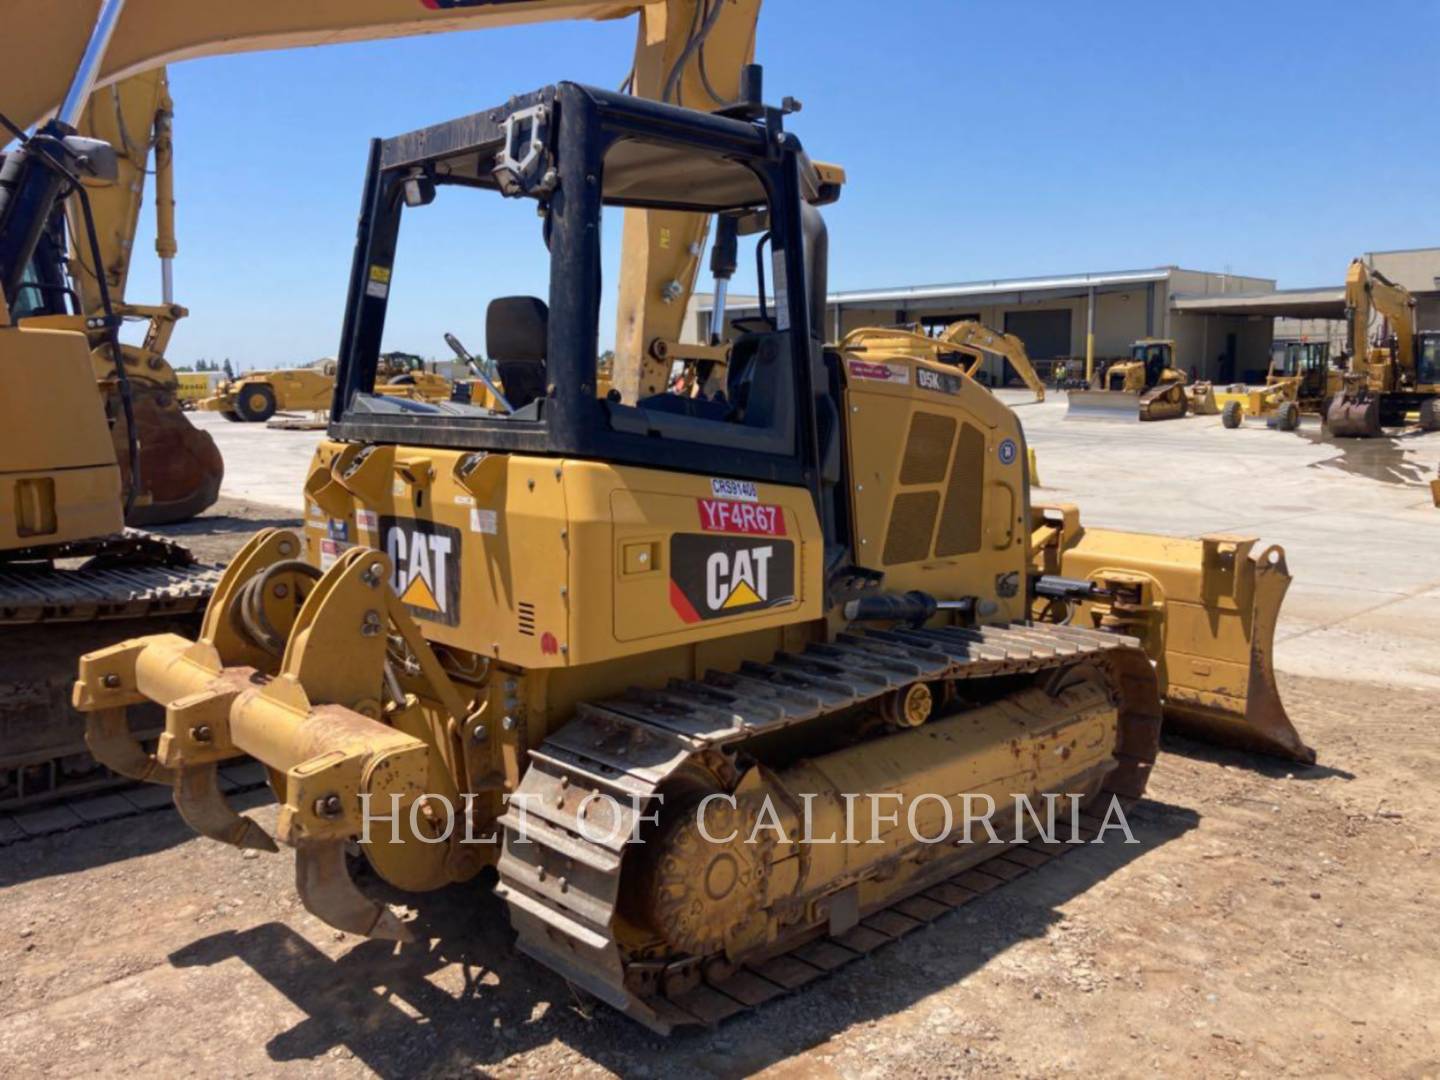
xmin=495 ymin=621 xmax=1162 ymax=1032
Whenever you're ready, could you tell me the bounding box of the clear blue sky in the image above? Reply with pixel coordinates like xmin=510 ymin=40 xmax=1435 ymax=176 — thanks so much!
xmin=111 ymin=0 xmax=1438 ymax=369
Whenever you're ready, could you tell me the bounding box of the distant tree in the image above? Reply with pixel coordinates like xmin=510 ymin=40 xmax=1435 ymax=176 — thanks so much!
xmin=222 ymin=359 xmax=235 ymax=380
xmin=173 ymin=364 xmax=194 ymax=372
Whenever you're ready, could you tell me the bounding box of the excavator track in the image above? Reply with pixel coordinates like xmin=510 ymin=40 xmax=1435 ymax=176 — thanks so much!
xmin=496 ymin=622 xmax=1161 ymax=1033
xmin=0 ymin=530 xmax=221 ymax=811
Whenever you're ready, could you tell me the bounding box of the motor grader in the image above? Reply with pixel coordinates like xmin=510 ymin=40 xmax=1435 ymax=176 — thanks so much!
xmin=73 ymin=79 xmax=1309 ymax=1032
xmin=1216 ymin=340 xmax=1337 ymax=431
xmin=1066 ymin=338 xmax=1215 ymax=421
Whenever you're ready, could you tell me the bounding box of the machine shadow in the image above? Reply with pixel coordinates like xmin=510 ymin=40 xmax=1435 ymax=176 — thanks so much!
xmin=167 ymin=798 xmax=1198 ymax=1078
xmin=0 ymin=787 xmax=273 ymax=888
xmin=1159 ymin=733 xmax=1355 ymax=781
xmin=159 ymin=513 xmax=301 ymax=538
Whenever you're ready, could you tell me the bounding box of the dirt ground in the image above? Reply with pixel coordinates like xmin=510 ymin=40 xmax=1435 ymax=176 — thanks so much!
xmin=2 ymin=497 xmax=1437 ymax=1080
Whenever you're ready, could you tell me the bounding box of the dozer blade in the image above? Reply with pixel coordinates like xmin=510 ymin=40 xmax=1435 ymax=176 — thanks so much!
xmin=1187 ymin=383 xmax=1219 ymax=416
xmin=1065 ymin=388 xmax=1142 ymax=422
xmin=1033 ymin=511 xmax=1313 ymax=763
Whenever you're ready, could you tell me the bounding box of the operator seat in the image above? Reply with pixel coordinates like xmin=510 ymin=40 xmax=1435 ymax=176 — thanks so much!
xmin=487 ymin=296 xmax=548 ymax=409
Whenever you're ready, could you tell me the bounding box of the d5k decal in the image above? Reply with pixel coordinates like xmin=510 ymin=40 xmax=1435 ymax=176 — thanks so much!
xmin=669 ymin=534 xmax=795 ymax=623
xmin=381 ymin=517 xmax=462 ymax=626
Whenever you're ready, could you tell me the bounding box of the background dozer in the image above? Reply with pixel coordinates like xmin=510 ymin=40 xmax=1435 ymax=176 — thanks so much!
xmin=73 ymin=77 xmax=1310 ymax=1032
xmin=1066 ymin=338 xmax=1214 ymax=421
xmin=1327 ymin=259 xmax=1440 ymax=437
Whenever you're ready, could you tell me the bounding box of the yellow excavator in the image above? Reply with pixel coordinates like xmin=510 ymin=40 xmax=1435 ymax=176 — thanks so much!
xmin=1327 ymin=259 xmax=1440 ymax=437
xmin=1066 ymin=338 xmax=1214 ymax=421
xmin=73 ymin=66 xmax=1310 ymax=1033
xmin=0 ymin=0 xmax=768 ymax=809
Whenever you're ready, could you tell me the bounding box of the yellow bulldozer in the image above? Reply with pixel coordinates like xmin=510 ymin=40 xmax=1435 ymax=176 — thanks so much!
xmin=1066 ymin=338 xmax=1215 ymax=421
xmin=74 ymin=75 xmax=1311 ymax=1032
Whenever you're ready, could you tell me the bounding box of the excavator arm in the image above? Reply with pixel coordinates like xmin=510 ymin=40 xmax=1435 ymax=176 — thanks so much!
xmin=3 ymin=0 xmax=763 ymax=403
xmin=1345 ymin=257 xmax=1416 ymax=388
xmin=939 ymin=318 xmax=1045 ymax=402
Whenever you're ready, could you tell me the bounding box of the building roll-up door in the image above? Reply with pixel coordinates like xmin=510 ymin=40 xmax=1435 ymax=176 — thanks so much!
xmin=1003 ymin=309 xmax=1072 ymax=359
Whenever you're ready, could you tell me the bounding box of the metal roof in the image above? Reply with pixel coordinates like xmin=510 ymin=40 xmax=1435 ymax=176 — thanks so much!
xmin=707 ymin=267 xmax=1183 ymax=315
xmin=1170 ymin=287 xmax=1345 ymax=320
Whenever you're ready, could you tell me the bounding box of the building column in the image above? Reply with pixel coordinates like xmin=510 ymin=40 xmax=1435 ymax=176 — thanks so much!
xmin=1146 ymin=281 xmax=1155 ymax=338
xmin=1085 ymin=286 xmax=1096 ymax=382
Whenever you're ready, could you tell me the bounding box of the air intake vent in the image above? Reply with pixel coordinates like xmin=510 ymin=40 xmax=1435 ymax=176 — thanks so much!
xmin=883 ymin=491 xmax=939 ymax=565
xmin=935 ymin=423 xmax=986 ymax=557
xmin=517 ymin=602 xmax=536 ymax=637
xmin=898 ymin=412 xmax=956 ymax=485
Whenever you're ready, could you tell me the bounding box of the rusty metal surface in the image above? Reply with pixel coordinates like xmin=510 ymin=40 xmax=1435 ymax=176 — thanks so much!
xmin=495 ymin=622 xmax=1160 ymax=1033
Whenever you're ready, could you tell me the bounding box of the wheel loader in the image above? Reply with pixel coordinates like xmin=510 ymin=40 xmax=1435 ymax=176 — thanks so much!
xmin=73 ymin=78 xmax=1311 ymax=1031
xmin=1066 ymin=338 xmax=1215 ymax=421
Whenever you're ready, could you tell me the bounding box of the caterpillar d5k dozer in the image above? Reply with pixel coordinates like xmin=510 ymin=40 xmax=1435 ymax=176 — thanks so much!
xmin=71 ymin=80 xmax=1305 ymax=1032
xmin=1066 ymin=339 xmax=1199 ymax=422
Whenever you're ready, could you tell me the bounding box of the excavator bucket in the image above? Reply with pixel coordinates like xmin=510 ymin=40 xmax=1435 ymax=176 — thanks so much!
xmin=1326 ymin=395 xmax=1383 ymax=438
xmin=1031 ymin=506 xmax=1313 ymax=763
xmin=1065 ymin=388 xmax=1145 ymax=422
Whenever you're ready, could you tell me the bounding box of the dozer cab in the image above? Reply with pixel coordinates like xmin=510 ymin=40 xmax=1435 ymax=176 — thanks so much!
xmin=73 ymin=78 xmax=1310 ymax=1032
xmin=1066 ymin=338 xmax=1212 ymax=421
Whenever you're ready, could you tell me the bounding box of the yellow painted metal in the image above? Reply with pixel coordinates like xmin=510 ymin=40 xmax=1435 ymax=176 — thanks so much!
xmin=640 ymin=675 xmax=1119 ymax=958
xmin=838 ymin=343 xmax=1030 ymax=615
xmin=1029 ymin=503 xmax=1311 ymax=762
xmin=938 ymin=319 xmax=1046 ymax=402
xmin=199 ymin=366 xmax=335 ymax=417
xmin=0 ymin=324 xmax=124 ymax=547
xmin=300 ymin=441 xmax=825 ymax=669
xmin=611 ymin=0 xmax=762 ymax=402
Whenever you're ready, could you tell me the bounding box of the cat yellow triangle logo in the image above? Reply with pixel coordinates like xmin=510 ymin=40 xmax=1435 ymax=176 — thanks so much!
xmin=722 ymin=579 xmax=763 ymax=608
xmin=400 ymin=572 xmax=441 ymax=612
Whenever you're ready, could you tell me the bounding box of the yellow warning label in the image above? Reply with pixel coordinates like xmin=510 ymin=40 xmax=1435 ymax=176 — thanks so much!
xmin=369 ymin=264 xmax=391 ymax=283
xmin=722 ymin=580 xmax=763 ymax=608
xmin=400 ymin=572 xmax=440 ymax=612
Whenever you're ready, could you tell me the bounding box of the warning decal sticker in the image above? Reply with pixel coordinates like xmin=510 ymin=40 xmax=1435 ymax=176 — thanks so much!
xmin=381 ymin=516 xmax=462 ymax=626
xmin=669 ymin=533 xmax=795 ymax=623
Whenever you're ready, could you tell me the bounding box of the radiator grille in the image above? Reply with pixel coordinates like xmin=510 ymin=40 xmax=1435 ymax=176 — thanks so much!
xmin=882 ymin=491 xmax=940 ymax=565
xmin=935 ymin=422 xmax=986 ymax=557
xmin=898 ymin=412 xmax=956 ymax=485
xmin=517 ymin=601 xmax=536 ymax=637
